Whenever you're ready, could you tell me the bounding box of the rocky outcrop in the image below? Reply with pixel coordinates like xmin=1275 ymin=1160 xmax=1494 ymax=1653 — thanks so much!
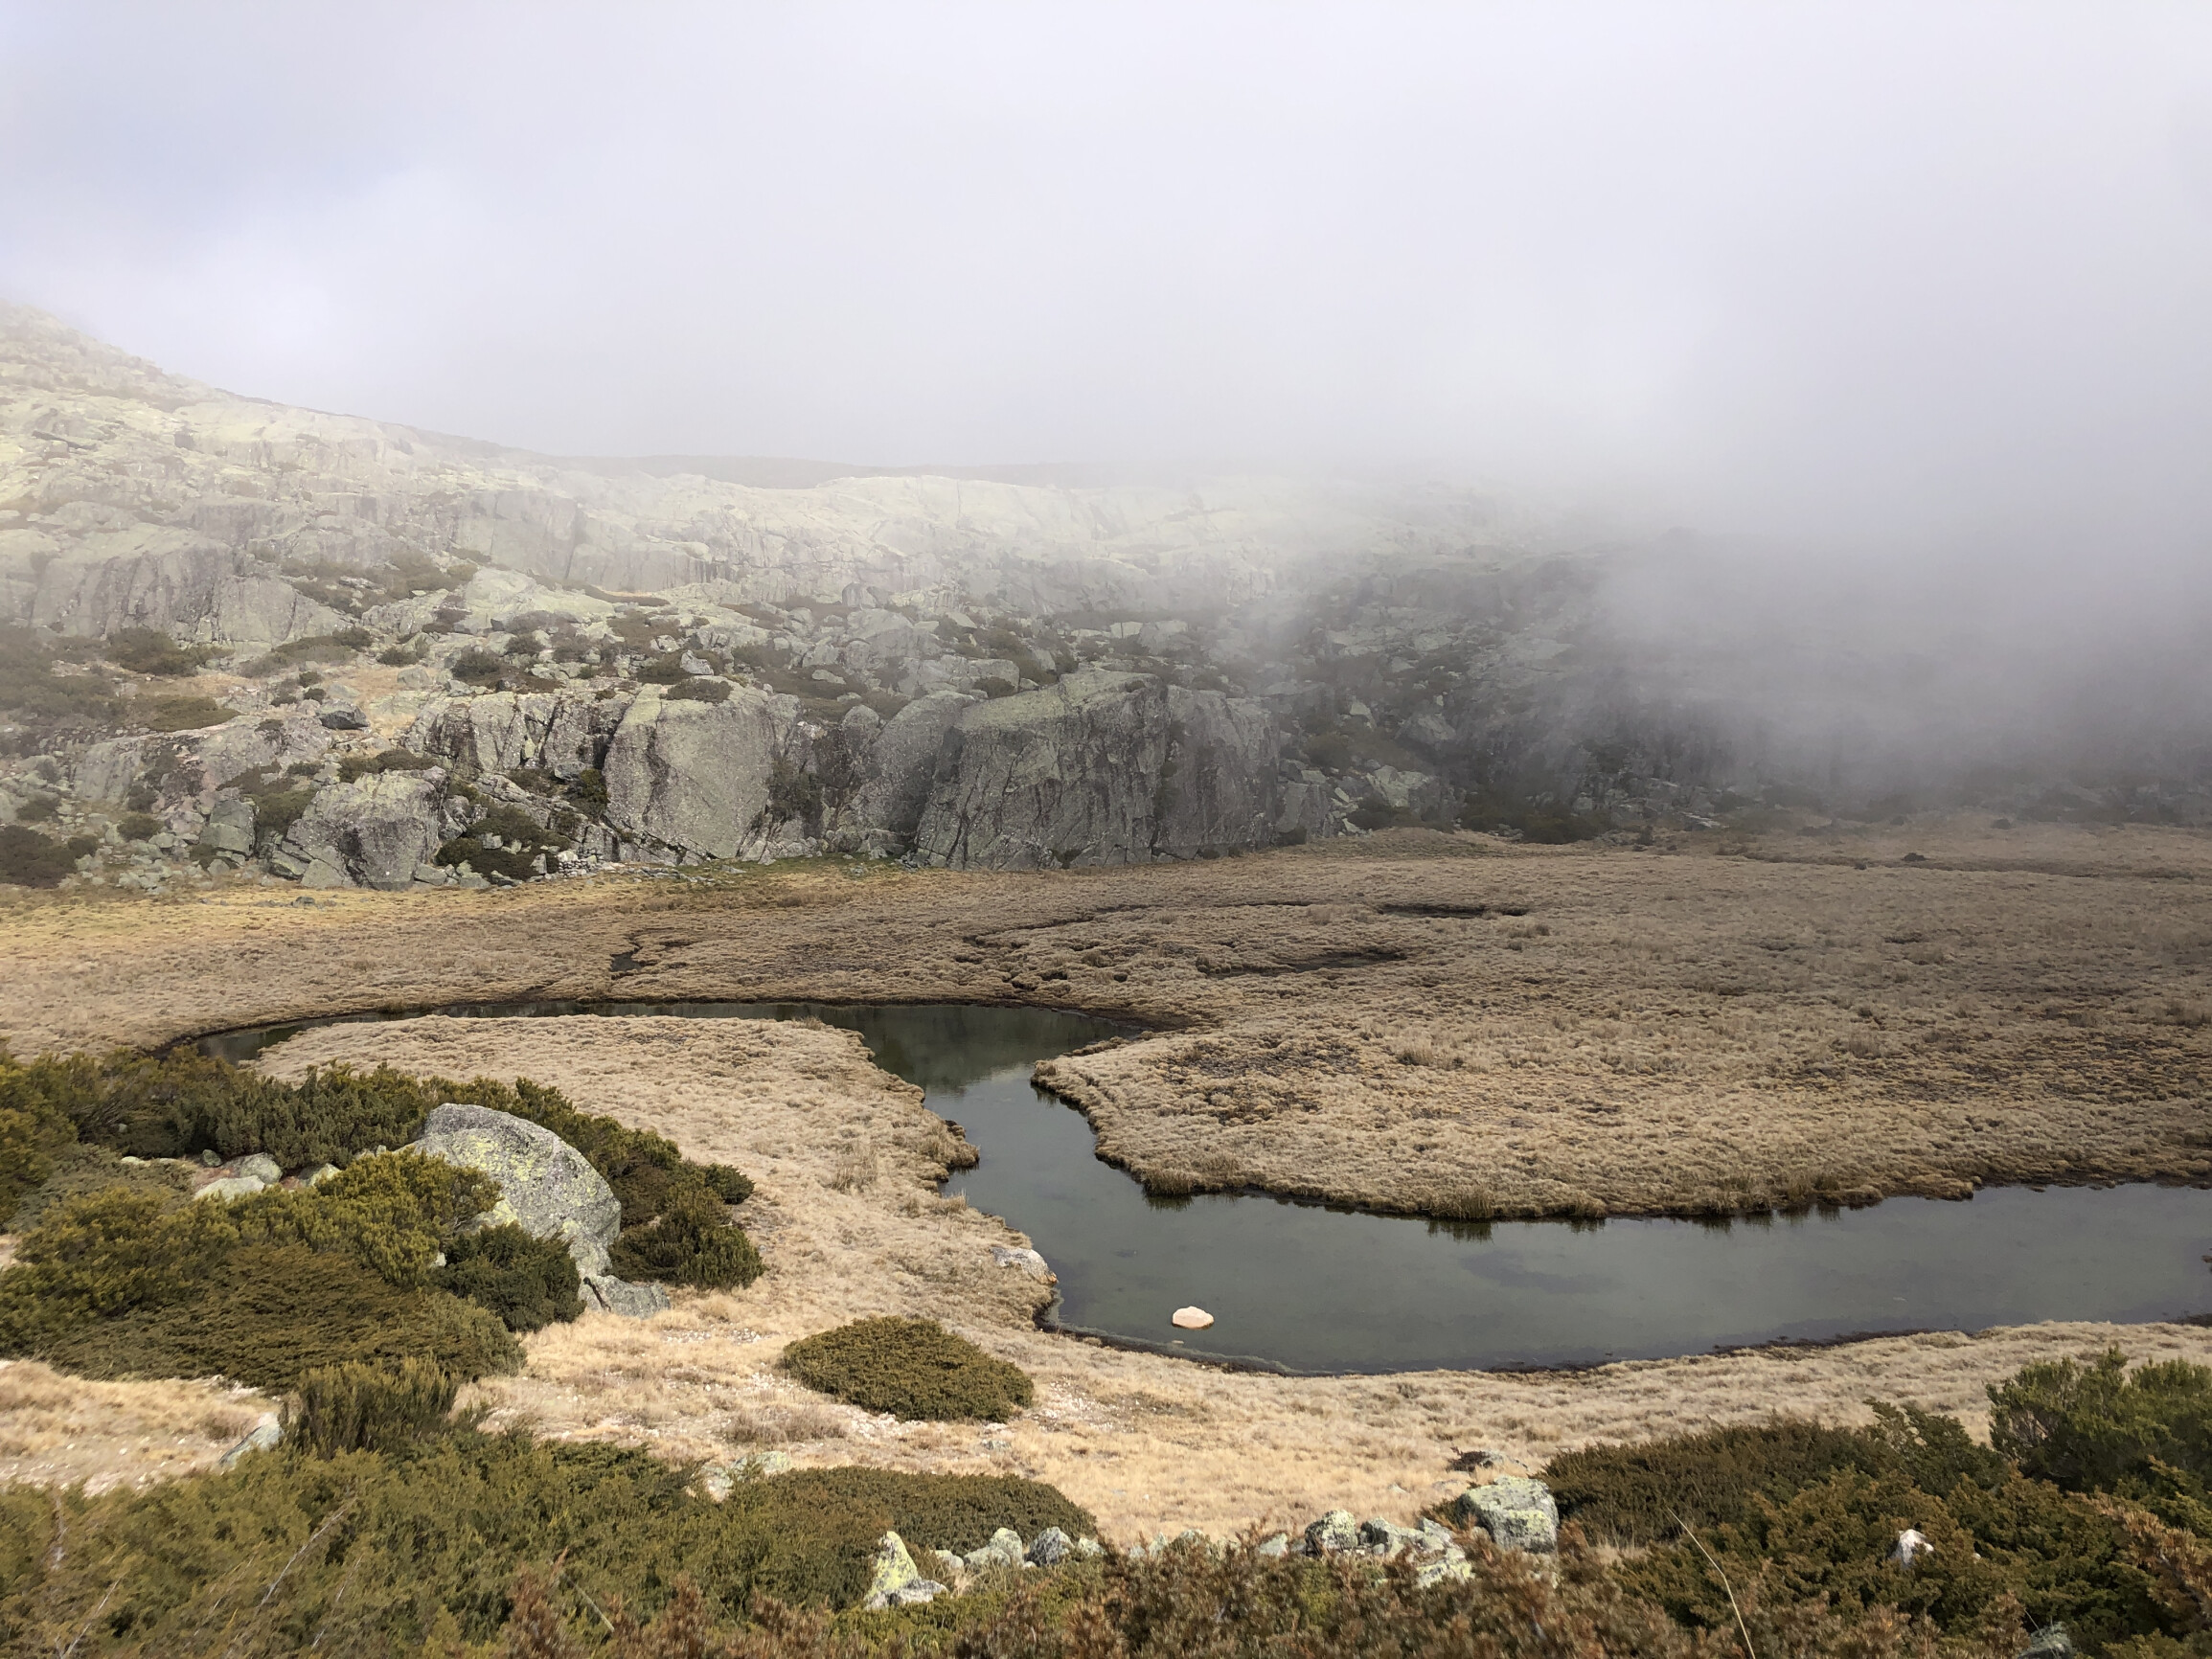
xmin=848 ymin=691 xmax=968 ymax=843
xmin=74 ymin=709 xmax=330 ymax=807
xmin=406 ymin=689 xmax=632 ymax=779
xmin=27 ymin=545 xmax=352 ymax=645
xmin=600 ymin=685 xmax=786 ymax=858
xmin=909 ymin=672 xmax=1285 ymax=869
xmin=269 ymin=772 xmax=453 ymax=890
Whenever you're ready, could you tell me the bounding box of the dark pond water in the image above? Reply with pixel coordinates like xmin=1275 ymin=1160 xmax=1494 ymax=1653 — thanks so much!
xmin=197 ymin=1000 xmax=2212 ymax=1374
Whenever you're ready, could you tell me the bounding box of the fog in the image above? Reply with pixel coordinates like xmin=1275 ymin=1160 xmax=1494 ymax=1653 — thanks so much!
xmin=4 ymin=5 xmax=2209 ymax=556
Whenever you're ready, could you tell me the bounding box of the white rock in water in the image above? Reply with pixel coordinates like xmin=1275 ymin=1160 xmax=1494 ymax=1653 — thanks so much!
xmin=1171 ymin=1306 xmax=1214 ymax=1329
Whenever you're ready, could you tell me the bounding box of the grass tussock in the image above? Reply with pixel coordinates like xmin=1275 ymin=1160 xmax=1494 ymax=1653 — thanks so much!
xmin=783 ymin=1317 xmax=1036 ymax=1422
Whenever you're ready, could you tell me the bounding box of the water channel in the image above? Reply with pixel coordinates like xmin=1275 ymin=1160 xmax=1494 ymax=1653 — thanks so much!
xmin=198 ymin=999 xmax=2212 ymax=1374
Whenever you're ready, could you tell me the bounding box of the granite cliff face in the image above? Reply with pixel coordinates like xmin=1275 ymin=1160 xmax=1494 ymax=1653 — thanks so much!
xmin=910 ymin=674 xmax=1286 ymax=869
xmin=11 ymin=303 xmax=2200 ymax=895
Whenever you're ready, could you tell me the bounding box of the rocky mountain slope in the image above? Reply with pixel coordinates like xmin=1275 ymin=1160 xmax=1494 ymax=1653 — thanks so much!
xmin=3 ymin=302 xmax=2203 ymax=893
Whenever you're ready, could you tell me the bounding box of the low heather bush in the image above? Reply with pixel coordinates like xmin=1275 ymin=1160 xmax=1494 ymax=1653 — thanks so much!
xmin=783 ymin=1317 xmax=1035 ymax=1421
xmin=286 ymin=1357 xmax=461 ymax=1457
xmin=435 ymin=1220 xmax=583 ymax=1330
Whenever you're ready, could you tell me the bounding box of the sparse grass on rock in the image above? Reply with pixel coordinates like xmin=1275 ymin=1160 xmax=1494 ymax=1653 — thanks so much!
xmin=784 ymin=1316 xmax=1035 ymax=1421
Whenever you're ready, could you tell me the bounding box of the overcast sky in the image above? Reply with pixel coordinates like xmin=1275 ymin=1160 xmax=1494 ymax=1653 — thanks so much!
xmin=4 ymin=3 xmax=2210 ymax=558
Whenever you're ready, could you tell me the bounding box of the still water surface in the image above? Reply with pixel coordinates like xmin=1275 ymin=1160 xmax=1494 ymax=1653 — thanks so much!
xmin=199 ymin=999 xmax=2212 ymax=1373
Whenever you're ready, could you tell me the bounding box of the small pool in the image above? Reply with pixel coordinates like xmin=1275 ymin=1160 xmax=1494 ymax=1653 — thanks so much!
xmin=197 ymin=1000 xmax=2212 ymax=1374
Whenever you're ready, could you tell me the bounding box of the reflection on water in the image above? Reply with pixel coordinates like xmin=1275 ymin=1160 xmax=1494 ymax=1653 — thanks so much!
xmin=197 ymin=1000 xmax=2212 ymax=1374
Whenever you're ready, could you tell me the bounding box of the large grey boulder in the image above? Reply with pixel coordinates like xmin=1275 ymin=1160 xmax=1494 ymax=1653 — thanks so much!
xmin=600 ymin=685 xmax=780 ymax=858
xmin=270 ymin=772 xmax=450 ymax=890
xmin=1453 ymin=1477 xmax=1559 ymax=1553
xmin=411 ymin=1102 xmax=622 ymax=1275
xmin=910 ymin=672 xmax=1284 ymax=869
xmin=850 ymin=691 xmax=967 ymax=842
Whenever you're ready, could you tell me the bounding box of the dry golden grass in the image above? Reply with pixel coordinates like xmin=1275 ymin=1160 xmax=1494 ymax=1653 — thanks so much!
xmin=6 ymin=819 xmax=2212 ymax=1533
xmin=4 ymin=815 xmax=2207 ymax=1220
xmin=0 ymin=1359 xmax=267 ymax=1493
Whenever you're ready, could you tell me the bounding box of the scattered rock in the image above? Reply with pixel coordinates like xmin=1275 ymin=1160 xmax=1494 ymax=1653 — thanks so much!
xmin=1255 ymin=1533 xmax=1290 ymax=1557
xmin=234 ymin=1153 xmax=282 ymax=1185
xmin=1893 ymin=1527 xmax=1934 ymax=1568
xmin=1171 ymin=1306 xmax=1214 ymax=1329
xmin=1453 ymin=1477 xmax=1560 ymax=1553
xmin=2019 ymin=1627 xmax=2073 ymax=1659
xmin=217 ymin=1412 xmax=281 ymax=1467
xmin=965 ymin=1527 xmax=1027 ymax=1573
xmin=1026 ymin=1527 xmax=1072 ymax=1566
xmin=1074 ymin=1535 xmax=1105 ymax=1559
xmin=702 ymin=1449 xmax=794 ymax=1499
xmin=1304 ymin=1510 xmax=1360 ymax=1556
xmin=861 ymin=1532 xmax=923 ymax=1610
xmin=194 ymin=1175 xmax=268 ymax=1202
xmin=991 ymin=1245 xmax=1053 ymax=1281
xmin=301 ymin=1163 xmax=340 ymax=1186
xmin=316 ymin=705 xmax=368 ymax=731
xmin=410 ymin=1102 xmax=622 ymax=1275
xmin=582 ymin=1274 xmax=671 ymax=1318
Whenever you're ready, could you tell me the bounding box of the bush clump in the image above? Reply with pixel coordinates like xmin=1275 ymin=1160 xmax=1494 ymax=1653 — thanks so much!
xmin=0 ymin=1433 xmax=1093 ymax=1649
xmin=335 ymin=747 xmax=436 ymax=783
xmin=668 ymin=675 xmax=732 ymax=701
xmin=6 ymin=1140 xmax=192 ymax=1231
xmin=434 ymin=1220 xmax=582 ymax=1331
xmin=608 ymin=1187 xmax=764 ymax=1288
xmin=135 ymin=693 xmax=233 ymax=732
xmin=26 ymin=1242 xmax=521 ymax=1389
xmin=104 ymin=626 xmax=216 ymax=676
xmin=228 ymin=1149 xmax=502 ymax=1287
xmin=0 ymin=1172 xmax=525 ymax=1388
xmin=1 ymin=1048 xmax=762 ymax=1293
xmin=0 ymin=823 xmax=78 ymax=888
xmin=449 ymin=648 xmax=506 ymax=684
xmin=783 ymin=1317 xmax=1035 ymax=1421
xmin=286 ymin=1357 xmax=461 ymax=1456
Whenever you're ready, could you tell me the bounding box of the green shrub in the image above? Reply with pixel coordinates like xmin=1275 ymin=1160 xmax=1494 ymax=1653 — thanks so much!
xmin=1991 ymin=1350 xmax=2212 ymax=1498
xmin=608 ymin=1187 xmax=764 ymax=1288
xmin=783 ymin=1317 xmax=1035 ymax=1421
xmin=286 ymin=1357 xmax=461 ymax=1456
xmin=1544 ymin=1417 xmax=1881 ymax=1545
xmin=0 ymin=1075 xmax=80 ymax=1218
xmin=117 ymin=809 xmax=162 ymax=841
xmin=450 ymin=648 xmax=506 ymax=684
xmin=6 ymin=1141 xmax=192 ymax=1231
xmin=0 ymin=1433 xmax=1093 ymax=1650
xmin=435 ymin=1220 xmax=582 ymax=1330
xmin=0 ymin=824 xmax=77 ymax=887
xmin=32 ymin=1243 xmax=521 ymax=1387
xmin=668 ymin=675 xmax=732 ymax=701
xmin=137 ymin=693 xmax=233 ymax=732
xmin=637 ymin=652 xmax=691 ymax=683
xmin=335 ymin=747 xmax=435 ymax=783
xmin=569 ymin=765 xmax=609 ymax=808
xmin=229 ymin=1149 xmax=501 ymax=1287
xmin=13 ymin=794 xmax=56 ymax=821
xmin=0 ymin=1187 xmax=239 ymax=1347
xmin=105 ymin=626 xmax=215 ymax=676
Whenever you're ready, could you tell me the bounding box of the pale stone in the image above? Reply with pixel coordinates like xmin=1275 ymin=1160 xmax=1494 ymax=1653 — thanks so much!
xmin=1171 ymin=1306 xmax=1214 ymax=1329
